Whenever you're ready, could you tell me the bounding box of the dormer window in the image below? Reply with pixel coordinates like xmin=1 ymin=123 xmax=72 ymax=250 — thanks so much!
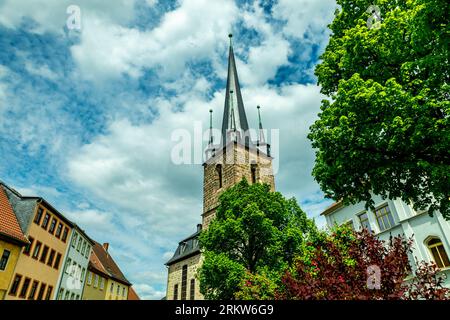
xmin=180 ymin=242 xmax=187 ymax=254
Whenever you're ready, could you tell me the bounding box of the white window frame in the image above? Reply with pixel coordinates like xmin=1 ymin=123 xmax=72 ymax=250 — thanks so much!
xmin=357 ymin=211 xmax=371 ymax=231
xmin=94 ymin=274 xmax=99 ymax=288
xmin=373 ymin=203 xmax=396 ymax=232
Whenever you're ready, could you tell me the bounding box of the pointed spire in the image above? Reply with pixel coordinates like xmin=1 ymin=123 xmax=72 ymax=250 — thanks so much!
xmin=221 ymin=34 xmax=250 ymax=146
xmin=257 ymin=105 xmax=265 ymax=144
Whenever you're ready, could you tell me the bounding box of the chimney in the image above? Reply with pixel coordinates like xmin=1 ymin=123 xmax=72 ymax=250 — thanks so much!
xmin=197 ymin=224 xmax=202 ymax=232
xmin=103 ymin=242 xmax=109 ymax=252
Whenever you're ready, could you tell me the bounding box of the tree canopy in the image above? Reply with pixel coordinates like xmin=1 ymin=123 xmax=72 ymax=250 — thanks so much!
xmin=198 ymin=179 xmax=316 ymax=299
xmin=309 ymin=0 xmax=449 ymax=218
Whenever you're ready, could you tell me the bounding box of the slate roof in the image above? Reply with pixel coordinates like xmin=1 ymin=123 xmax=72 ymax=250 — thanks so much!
xmin=165 ymin=226 xmax=201 ymax=266
xmin=221 ymin=34 xmax=252 ymax=148
xmin=90 ymin=241 xmax=131 ymax=286
xmin=0 ymin=184 xmax=29 ymax=245
xmin=1 ymin=181 xmax=74 ymax=232
xmin=1 ymin=182 xmax=39 ymax=233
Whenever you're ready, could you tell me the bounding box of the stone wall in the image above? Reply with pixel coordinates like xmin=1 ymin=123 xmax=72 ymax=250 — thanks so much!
xmin=166 ymin=253 xmax=203 ymax=300
xmin=202 ymin=142 xmax=275 ymax=229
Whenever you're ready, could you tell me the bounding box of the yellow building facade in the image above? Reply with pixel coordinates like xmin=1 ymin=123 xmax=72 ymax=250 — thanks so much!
xmin=2 ymin=184 xmax=73 ymax=300
xmin=0 ymin=240 xmax=25 ymax=299
xmin=0 ymin=184 xmax=29 ymax=300
xmin=82 ymin=268 xmax=109 ymax=300
xmin=82 ymin=241 xmax=131 ymax=300
xmin=105 ymin=278 xmax=128 ymax=300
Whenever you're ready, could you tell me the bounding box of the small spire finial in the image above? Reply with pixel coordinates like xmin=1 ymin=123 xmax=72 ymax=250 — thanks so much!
xmin=209 ymin=109 xmax=213 ymax=126
xmin=257 ymin=105 xmax=265 ymax=144
xmin=228 ymin=33 xmax=233 ymax=46
xmin=257 ymin=105 xmax=262 ymax=128
xmin=209 ymin=109 xmax=213 ymax=145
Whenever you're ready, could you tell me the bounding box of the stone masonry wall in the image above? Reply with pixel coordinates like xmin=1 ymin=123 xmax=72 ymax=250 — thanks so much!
xmin=166 ymin=253 xmax=203 ymax=300
xmin=202 ymin=142 xmax=275 ymax=229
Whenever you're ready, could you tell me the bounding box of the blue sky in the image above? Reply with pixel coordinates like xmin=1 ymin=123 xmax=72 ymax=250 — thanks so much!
xmin=0 ymin=0 xmax=337 ymax=299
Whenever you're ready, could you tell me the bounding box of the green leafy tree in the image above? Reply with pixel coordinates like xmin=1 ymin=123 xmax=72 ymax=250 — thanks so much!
xmin=309 ymin=0 xmax=450 ymax=218
xmin=198 ymin=179 xmax=316 ymax=299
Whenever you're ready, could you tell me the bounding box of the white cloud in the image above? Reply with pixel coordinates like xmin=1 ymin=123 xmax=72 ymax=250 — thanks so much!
xmin=71 ymin=0 xmax=239 ymax=81
xmin=15 ymin=185 xmax=62 ymax=199
xmin=0 ymin=65 xmax=9 ymax=115
xmin=0 ymin=0 xmax=136 ymax=34
xmin=64 ymin=209 xmax=114 ymax=232
xmin=145 ymin=0 xmax=158 ymax=6
xmin=162 ymin=251 xmax=174 ymax=261
xmin=133 ymin=283 xmax=165 ymax=300
xmin=0 ymin=64 xmax=78 ymax=156
xmin=0 ymin=65 xmax=8 ymax=77
xmin=25 ymin=61 xmax=59 ymax=80
xmin=273 ymin=0 xmax=336 ymax=40
xmin=237 ymin=3 xmax=291 ymax=86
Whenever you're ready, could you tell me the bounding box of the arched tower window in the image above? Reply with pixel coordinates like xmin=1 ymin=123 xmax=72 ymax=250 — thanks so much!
xmin=181 ymin=265 xmax=188 ymax=300
xmin=190 ymin=279 xmax=195 ymax=300
xmin=216 ymin=164 xmax=223 ymax=188
xmin=250 ymin=163 xmax=257 ymax=184
xmin=173 ymin=284 xmax=178 ymax=300
xmin=426 ymin=237 xmax=450 ymax=268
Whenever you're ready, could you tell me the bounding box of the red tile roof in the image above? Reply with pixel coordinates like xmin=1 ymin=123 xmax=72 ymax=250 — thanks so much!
xmin=89 ymin=241 xmax=131 ymax=286
xmin=127 ymin=286 xmax=140 ymax=300
xmin=89 ymin=247 xmax=110 ymax=278
xmin=0 ymin=185 xmax=29 ymax=245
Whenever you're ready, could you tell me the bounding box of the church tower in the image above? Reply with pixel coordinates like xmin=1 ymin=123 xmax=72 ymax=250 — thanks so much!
xmin=202 ymin=35 xmax=275 ymax=228
xmin=165 ymin=34 xmax=275 ymax=300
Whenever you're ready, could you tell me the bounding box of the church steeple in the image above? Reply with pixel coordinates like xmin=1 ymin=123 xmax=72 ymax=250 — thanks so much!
xmin=221 ymin=34 xmax=250 ymax=146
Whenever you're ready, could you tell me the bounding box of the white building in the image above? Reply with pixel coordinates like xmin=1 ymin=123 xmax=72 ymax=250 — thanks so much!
xmin=54 ymin=224 xmax=94 ymax=300
xmin=322 ymin=195 xmax=450 ymax=287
